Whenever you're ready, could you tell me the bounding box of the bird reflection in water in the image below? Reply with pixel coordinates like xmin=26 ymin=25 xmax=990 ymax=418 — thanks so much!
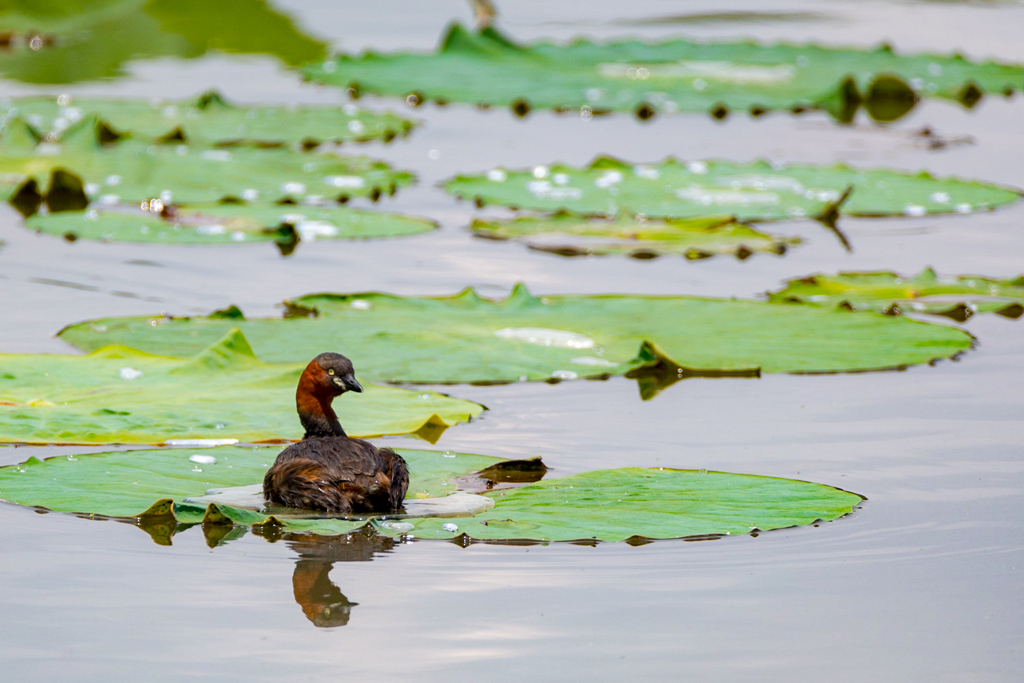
xmin=283 ymin=528 xmax=396 ymax=628
xmin=129 ymin=514 xmax=397 ymax=627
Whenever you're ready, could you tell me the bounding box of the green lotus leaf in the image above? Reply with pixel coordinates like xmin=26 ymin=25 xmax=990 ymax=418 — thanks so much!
xmin=0 ymin=0 xmax=327 ymax=84
xmin=58 ymin=285 xmax=973 ymax=392
xmin=446 ymin=157 xmax=1021 ymax=222
xmin=24 ymin=202 xmax=436 ymax=245
xmin=0 ymin=328 xmax=483 ymax=444
xmin=470 ymin=212 xmax=798 ymax=259
xmin=304 ymin=23 xmax=1024 ymax=120
xmin=768 ymin=269 xmax=1024 ymax=321
xmin=0 ymin=117 xmax=413 ymax=205
xmin=0 ymin=447 xmax=500 ymax=519
xmin=2 ymin=91 xmax=415 ymax=146
xmin=0 ymin=447 xmax=862 ymax=543
xmin=384 ymin=467 xmax=863 ymax=542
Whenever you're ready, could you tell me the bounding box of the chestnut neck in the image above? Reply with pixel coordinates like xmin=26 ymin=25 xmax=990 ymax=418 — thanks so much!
xmin=296 ymin=362 xmax=347 ymax=439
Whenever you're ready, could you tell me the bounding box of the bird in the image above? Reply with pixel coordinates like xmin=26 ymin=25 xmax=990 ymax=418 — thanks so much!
xmin=263 ymin=352 xmax=409 ymax=513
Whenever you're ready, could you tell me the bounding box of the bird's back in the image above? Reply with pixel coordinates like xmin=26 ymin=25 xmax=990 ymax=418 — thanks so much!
xmin=264 ymin=437 xmax=409 ymax=512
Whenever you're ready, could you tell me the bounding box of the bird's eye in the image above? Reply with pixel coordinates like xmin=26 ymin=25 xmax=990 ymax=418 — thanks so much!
xmin=328 ymin=369 xmax=335 ymax=376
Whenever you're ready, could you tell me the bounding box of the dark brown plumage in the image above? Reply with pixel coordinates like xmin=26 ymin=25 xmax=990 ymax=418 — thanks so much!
xmin=263 ymin=352 xmax=409 ymax=513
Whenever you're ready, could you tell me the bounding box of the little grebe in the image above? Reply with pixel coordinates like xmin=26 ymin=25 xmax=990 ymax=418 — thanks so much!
xmin=263 ymin=352 xmax=409 ymax=512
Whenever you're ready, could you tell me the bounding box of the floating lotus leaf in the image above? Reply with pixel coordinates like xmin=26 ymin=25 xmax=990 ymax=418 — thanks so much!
xmin=0 ymin=328 xmax=482 ymax=445
xmin=2 ymin=91 xmax=415 ymax=146
xmin=0 ymin=447 xmax=862 ymax=543
xmin=0 ymin=447 xmax=499 ymax=520
xmin=384 ymin=467 xmax=863 ymax=542
xmin=447 ymin=157 xmax=1021 ymax=222
xmin=0 ymin=117 xmax=413 ymax=206
xmin=304 ymin=23 xmax=1024 ymax=121
xmin=58 ymin=285 xmax=973 ymax=393
xmin=0 ymin=0 xmax=327 ymax=84
xmin=24 ymin=202 xmax=436 ymax=245
xmin=470 ymin=213 xmax=798 ymax=259
xmin=769 ymin=269 xmax=1024 ymax=321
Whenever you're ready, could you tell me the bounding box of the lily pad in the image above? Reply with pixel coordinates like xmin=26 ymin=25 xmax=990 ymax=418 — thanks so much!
xmin=0 ymin=0 xmax=327 ymax=84
xmin=446 ymin=157 xmax=1021 ymax=222
xmin=470 ymin=212 xmax=798 ymax=259
xmin=0 ymin=447 xmax=499 ymax=519
xmin=58 ymin=285 xmax=973 ymax=390
xmin=24 ymin=202 xmax=436 ymax=245
xmin=304 ymin=23 xmax=1024 ymax=121
xmin=0 ymin=328 xmax=482 ymax=445
xmin=0 ymin=116 xmax=413 ymax=206
xmin=2 ymin=92 xmax=415 ymax=146
xmin=768 ymin=269 xmax=1024 ymax=321
xmin=388 ymin=467 xmax=863 ymax=542
xmin=0 ymin=447 xmax=862 ymax=543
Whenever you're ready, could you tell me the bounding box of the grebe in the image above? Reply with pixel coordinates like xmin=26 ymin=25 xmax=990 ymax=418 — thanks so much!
xmin=263 ymin=353 xmax=409 ymax=512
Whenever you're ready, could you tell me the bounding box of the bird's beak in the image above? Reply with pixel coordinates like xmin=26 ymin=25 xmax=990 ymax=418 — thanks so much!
xmin=341 ymin=374 xmax=363 ymax=393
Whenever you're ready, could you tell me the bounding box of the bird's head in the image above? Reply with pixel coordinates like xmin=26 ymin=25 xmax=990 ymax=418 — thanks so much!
xmin=307 ymin=352 xmax=363 ymax=397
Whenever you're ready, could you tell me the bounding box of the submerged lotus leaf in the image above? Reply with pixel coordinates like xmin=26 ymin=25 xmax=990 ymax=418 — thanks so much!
xmin=382 ymin=468 xmax=863 ymax=542
xmin=3 ymin=92 xmax=415 ymax=145
xmin=470 ymin=213 xmax=798 ymax=259
xmin=0 ymin=449 xmax=862 ymax=543
xmin=304 ymin=23 xmax=1024 ymax=120
xmin=769 ymin=269 xmax=1024 ymax=320
xmin=0 ymin=0 xmax=327 ymax=84
xmin=0 ymin=119 xmax=413 ymax=205
xmin=446 ymin=157 xmax=1021 ymax=222
xmin=24 ymin=202 xmax=436 ymax=245
xmin=0 ymin=328 xmax=482 ymax=444
xmin=58 ymin=285 xmax=973 ymax=387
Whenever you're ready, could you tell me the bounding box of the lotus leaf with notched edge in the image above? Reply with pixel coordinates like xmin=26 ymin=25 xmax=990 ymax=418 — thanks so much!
xmin=0 ymin=116 xmax=413 ymax=206
xmin=2 ymin=91 xmax=414 ymax=146
xmin=0 ymin=0 xmax=327 ymax=84
xmin=304 ymin=23 xmax=1024 ymax=121
xmin=445 ymin=157 xmax=1021 ymax=222
xmin=470 ymin=212 xmax=798 ymax=259
xmin=0 ymin=448 xmax=862 ymax=543
xmin=25 ymin=202 xmax=436 ymax=245
xmin=0 ymin=328 xmax=482 ymax=444
xmin=57 ymin=284 xmax=973 ymax=389
xmin=768 ymin=269 xmax=1024 ymax=320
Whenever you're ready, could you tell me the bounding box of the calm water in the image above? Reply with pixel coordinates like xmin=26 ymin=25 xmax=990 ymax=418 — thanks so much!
xmin=1 ymin=1 xmax=1023 ymax=680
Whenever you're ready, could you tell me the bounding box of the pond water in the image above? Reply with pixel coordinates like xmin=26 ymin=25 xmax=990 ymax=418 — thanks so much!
xmin=1 ymin=0 xmax=1023 ymax=680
